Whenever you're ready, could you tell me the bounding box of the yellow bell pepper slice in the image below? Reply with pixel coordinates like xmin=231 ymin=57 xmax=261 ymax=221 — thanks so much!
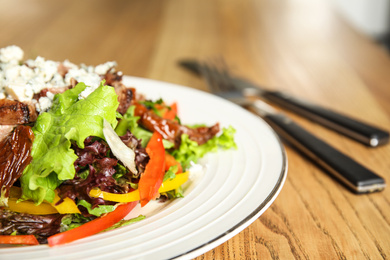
xmin=4 ymin=187 xmax=80 ymax=215
xmin=7 ymin=198 xmax=58 ymax=215
xmin=50 ymin=190 xmax=81 ymax=214
xmin=90 ymin=171 xmax=189 ymax=203
xmin=159 ymin=171 xmax=189 ymax=192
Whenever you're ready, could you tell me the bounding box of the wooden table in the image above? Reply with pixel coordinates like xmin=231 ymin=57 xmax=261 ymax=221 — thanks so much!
xmin=1 ymin=0 xmax=390 ymax=259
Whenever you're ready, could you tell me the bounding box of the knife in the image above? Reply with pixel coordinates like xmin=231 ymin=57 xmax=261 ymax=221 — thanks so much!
xmin=249 ymin=99 xmax=386 ymax=193
xmin=179 ymin=59 xmax=389 ymax=147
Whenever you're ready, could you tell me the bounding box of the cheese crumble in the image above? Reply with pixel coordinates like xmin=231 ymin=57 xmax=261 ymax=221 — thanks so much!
xmin=0 ymin=45 xmax=119 ymax=113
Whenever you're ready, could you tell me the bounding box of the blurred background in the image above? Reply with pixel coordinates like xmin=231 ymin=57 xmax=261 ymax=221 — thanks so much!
xmin=333 ymin=0 xmax=390 ymax=50
xmin=2 ymin=0 xmax=390 ymax=72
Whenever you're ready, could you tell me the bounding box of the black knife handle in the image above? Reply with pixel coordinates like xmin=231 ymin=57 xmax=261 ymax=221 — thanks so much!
xmin=263 ymin=112 xmax=386 ymax=193
xmin=262 ymin=91 xmax=389 ymax=147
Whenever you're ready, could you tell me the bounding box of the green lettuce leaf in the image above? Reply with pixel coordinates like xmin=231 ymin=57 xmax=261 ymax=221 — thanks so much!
xmin=21 ymin=82 xmax=119 ymax=204
xmin=161 ymin=186 xmax=184 ymax=199
xmin=77 ymin=200 xmax=116 ymax=217
xmin=103 ymin=215 xmax=146 ymax=231
xmin=60 ymin=214 xmax=92 ymax=232
xmin=163 ymin=165 xmax=178 ymax=182
xmin=172 ymin=126 xmax=237 ymax=169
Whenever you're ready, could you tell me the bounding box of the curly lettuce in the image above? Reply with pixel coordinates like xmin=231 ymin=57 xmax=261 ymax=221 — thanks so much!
xmin=20 ymin=82 xmax=119 ymax=204
xmin=172 ymin=126 xmax=237 ymax=169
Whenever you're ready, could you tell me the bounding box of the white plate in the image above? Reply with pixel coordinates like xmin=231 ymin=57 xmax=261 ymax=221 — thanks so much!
xmin=0 ymin=76 xmax=287 ymax=260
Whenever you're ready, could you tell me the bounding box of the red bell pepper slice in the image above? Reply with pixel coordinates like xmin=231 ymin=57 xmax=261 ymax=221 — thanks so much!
xmin=0 ymin=235 xmax=39 ymax=245
xmin=47 ymin=201 xmax=137 ymax=247
xmin=138 ymin=131 xmax=166 ymax=207
xmin=163 ymin=102 xmax=178 ymax=120
xmin=165 ymin=153 xmax=182 ymax=173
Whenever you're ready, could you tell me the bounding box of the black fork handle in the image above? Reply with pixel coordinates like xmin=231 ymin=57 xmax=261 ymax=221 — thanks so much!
xmin=262 ymin=91 xmax=389 ymax=147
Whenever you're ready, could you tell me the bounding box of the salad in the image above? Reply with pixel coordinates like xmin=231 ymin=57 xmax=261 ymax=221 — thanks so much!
xmin=0 ymin=46 xmax=236 ymax=246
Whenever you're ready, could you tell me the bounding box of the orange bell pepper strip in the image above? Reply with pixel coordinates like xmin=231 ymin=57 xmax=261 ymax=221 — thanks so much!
xmin=138 ymin=131 xmax=166 ymax=207
xmin=0 ymin=235 xmax=39 ymax=245
xmin=48 ymin=201 xmax=137 ymax=247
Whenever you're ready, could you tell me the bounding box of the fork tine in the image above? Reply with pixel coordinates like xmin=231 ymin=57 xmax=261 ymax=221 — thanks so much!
xmin=217 ymin=59 xmax=236 ymax=92
xmin=199 ymin=58 xmax=255 ymax=106
xmin=200 ymin=59 xmax=236 ymax=94
xmin=200 ymin=62 xmax=222 ymax=93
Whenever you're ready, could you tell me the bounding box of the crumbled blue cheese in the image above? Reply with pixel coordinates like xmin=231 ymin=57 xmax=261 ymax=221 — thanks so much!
xmin=26 ymin=56 xmax=60 ymax=82
xmin=65 ymin=67 xmax=101 ymax=88
xmin=62 ymin=59 xmax=78 ymax=70
xmin=0 ymin=53 xmax=67 ymax=103
xmin=0 ymin=45 xmax=120 ymax=113
xmin=0 ymin=45 xmax=23 ymax=64
xmin=95 ymin=61 xmax=117 ymax=75
xmin=5 ymin=84 xmax=31 ymax=101
xmin=36 ymin=96 xmax=52 ymax=113
xmin=35 ymin=91 xmax=55 ymax=113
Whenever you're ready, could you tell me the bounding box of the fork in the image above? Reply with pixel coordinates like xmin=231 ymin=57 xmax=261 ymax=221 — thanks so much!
xmin=180 ymin=59 xmax=389 ymax=147
xmin=199 ymin=61 xmax=386 ymax=194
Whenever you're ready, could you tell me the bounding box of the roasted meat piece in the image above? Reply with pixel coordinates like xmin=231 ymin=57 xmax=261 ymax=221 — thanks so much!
xmin=0 ymin=99 xmax=37 ymax=125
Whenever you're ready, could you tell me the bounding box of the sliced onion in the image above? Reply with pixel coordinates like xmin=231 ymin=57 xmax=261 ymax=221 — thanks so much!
xmin=103 ymin=119 xmax=138 ymax=174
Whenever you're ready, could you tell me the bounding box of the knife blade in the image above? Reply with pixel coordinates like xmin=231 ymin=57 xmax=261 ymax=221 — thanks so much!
xmin=179 ymin=59 xmax=389 ymax=147
xmin=249 ymin=99 xmax=386 ymax=193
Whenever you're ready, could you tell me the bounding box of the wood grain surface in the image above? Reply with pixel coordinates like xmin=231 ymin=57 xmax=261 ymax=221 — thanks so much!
xmin=1 ymin=0 xmax=390 ymax=259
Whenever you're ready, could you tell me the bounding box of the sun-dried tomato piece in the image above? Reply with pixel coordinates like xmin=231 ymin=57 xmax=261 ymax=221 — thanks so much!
xmin=0 ymin=125 xmax=34 ymax=206
xmin=134 ymin=102 xmax=220 ymax=148
xmin=114 ymin=84 xmax=136 ymax=115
